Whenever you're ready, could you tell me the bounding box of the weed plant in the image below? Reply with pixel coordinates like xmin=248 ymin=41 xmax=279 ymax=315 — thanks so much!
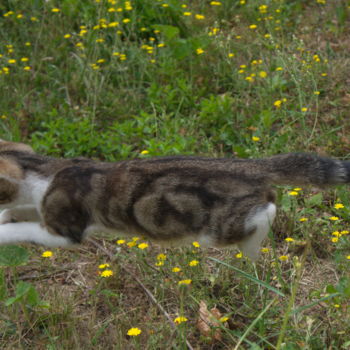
xmin=0 ymin=0 xmax=349 ymax=349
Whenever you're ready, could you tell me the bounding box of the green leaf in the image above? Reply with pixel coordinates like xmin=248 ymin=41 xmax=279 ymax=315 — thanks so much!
xmin=0 ymin=246 xmax=29 ymax=267
xmin=305 ymin=193 xmax=323 ymax=207
xmin=152 ymin=24 xmax=180 ymax=41
xmin=5 ymin=281 xmax=32 ymax=306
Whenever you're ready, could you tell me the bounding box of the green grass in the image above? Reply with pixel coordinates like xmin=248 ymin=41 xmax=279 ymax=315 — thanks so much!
xmin=0 ymin=0 xmax=350 ymax=348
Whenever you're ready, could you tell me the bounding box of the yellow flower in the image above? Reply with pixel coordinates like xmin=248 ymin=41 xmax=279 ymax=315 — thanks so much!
xmin=42 ymin=251 xmax=53 ymax=258
xmin=228 ymin=53 xmax=235 ymax=58
xmin=157 ymin=253 xmax=167 ymax=261
xmin=314 ymin=91 xmax=320 ymax=95
xmin=278 ymin=255 xmax=289 ymax=262
xmin=299 ymin=217 xmax=308 ymax=222
xmin=127 ymin=327 xmax=142 ymax=336
xmin=235 ymin=252 xmax=243 ymax=259
xmin=155 ymin=261 xmax=164 ymax=267
xmin=293 ymin=188 xmax=302 ymax=191
xmin=138 ymin=243 xmax=149 ymax=250
xmin=219 ymin=316 xmax=229 ymax=322
xmin=346 ymin=255 xmax=350 ymax=260
xmin=274 ymin=100 xmax=282 ymax=108
xmin=261 ymin=247 xmax=269 ymax=253
xmin=64 ymin=34 xmax=71 ymax=39
xmin=285 ymin=237 xmax=295 ymax=242
xmin=122 ymin=18 xmax=131 ymax=23
xmin=23 ymin=66 xmax=31 ymax=71
xmin=328 ymin=216 xmax=339 ymax=221
xmin=196 ymin=48 xmax=204 ymax=55
xmin=8 ymin=59 xmax=16 ymax=64
xmin=192 ymin=241 xmax=200 ymax=248
xmin=178 ymin=279 xmax=192 ymax=285
xmin=98 ymin=263 xmax=110 ymax=269
xmin=249 ymin=24 xmax=257 ymax=29
xmin=116 ymin=239 xmax=125 ymax=245
xmin=259 ymin=71 xmax=268 ymax=78
xmin=195 ymin=14 xmax=205 ymax=20
xmin=331 ymin=237 xmax=339 ymax=243
xmin=189 ymin=260 xmax=199 ymax=266
xmin=301 ymin=107 xmax=308 ymax=112
xmin=174 ymin=316 xmax=188 ymax=324
xmin=172 ymin=267 xmax=181 ymax=272
xmin=252 ymin=136 xmax=260 ymax=142
xmin=340 ymin=230 xmax=349 ymax=235
xmin=100 ymin=269 xmax=113 ymax=277
xmin=334 ymin=203 xmax=344 ymax=209
xmin=127 ymin=241 xmax=137 ymax=248
xmin=275 ymin=67 xmax=283 ymax=71
xmin=51 ymin=8 xmax=60 ymax=13
xmin=332 ymin=231 xmax=340 ymax=237
xmin=210 ymin=1 xmax=222 ymax=5
xmin=140 ymin=150 xmax=149 ymax=155
xmin=288 ymin=191 xmax=298 ymax=196
xmin=183 ymin=12 xmax=192 ymax=16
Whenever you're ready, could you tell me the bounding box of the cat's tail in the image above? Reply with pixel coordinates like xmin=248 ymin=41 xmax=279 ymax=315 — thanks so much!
xmin=257 ymin=153 xmax=350 ymax=186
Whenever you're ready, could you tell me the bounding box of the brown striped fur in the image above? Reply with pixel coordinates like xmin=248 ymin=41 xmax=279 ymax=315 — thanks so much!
xmin=0 ymin=139 xmax=350 ymax=259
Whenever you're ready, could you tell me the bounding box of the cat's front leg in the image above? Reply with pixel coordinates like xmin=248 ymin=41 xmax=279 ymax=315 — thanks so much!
xmin=0 ymin=206 xmax=41 ymax=224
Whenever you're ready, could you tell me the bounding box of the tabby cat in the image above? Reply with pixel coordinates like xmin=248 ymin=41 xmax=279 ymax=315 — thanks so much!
xmin=0 ymin=139 xmax=349 ymax=260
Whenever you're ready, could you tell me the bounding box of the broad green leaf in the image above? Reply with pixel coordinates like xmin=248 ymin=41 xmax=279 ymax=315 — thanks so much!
xmin=0 ymin=246 xmax=29 ymax=267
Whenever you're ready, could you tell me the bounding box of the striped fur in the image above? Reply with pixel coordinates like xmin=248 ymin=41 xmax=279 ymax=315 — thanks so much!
xmin=0 ymin=140 xmax=349 ymax=259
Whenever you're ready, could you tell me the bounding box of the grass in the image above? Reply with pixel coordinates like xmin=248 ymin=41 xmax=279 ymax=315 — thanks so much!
xmin=0 ymin=0 xmax=350 ymax=348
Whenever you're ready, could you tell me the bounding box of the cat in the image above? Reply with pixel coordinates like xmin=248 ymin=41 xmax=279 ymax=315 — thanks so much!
xmin=0 ymin=139 xmax=349 ymax=260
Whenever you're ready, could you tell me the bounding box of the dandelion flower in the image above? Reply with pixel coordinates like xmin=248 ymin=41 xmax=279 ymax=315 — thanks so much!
xmin=261 ymin=247 xmax=269 ymax=253
xmin=127 ymin=327 xmax=142 ymax=336
xmin=314 ymin=91 xmax=320 ymax=95
xmin=210 ymin=1 xmax=222 ymax=5
xmin=288 ymin=191 xmax=298 ymax=196
xmin=252 ymin=136 xmax=260 ymax=142
xmin=172 ymin=267 xmax=181 ymax=272
xmin=138 ymin=243 xmax=149 ymax=250
xmin=329 ymin=216 xmax=339 ymax=221
xmin=174 ymin=316 xmax=188 ymax=324
xmin=228 ymin=53 xmax=235 ymax=58
xmin=157 ymin=253 xmax=167 ymax=261
xmin=285 ymin=237 xmax=295 ymax=242
xmin=192 ymin=241 xmax=200 ymax=248
xmin=299 ymin=217 xmax=308 ymax=222
xmin=116 ymin=239 xmax=126 ymax=245
xmin=195 ymin=14 xmax=205 ymax=20
xmin=259 ymin=71 xmax=268 ymax=78
xmin=334 ymin=203 xmax=344 ymax=209
xmin=249 ymin=24 xmax=257 ymax=29
xmin=278 ymin=255 xmax=289 ymax=261
xmin=301 ymin=107 xmax=308 ymax=112
xmin=331 ymin=237 xmax=339 ymax=243
xmin=346 ymin=255 xmax=350 ymax=260
xmin=219 ymin=316 xmax=229 ymax=322
xmin=42 ymin=251 xmax=53 ymax=258
xmin=23 ymin=66 xmax=31 ymax=71
xmin=183 ymin=12 xmax=192 ymax=16
xmin=196 ymin=48 xmax=204 ymax=55
xmin=51 ymin=8 xmax=61 ymax=13
xmin=98 ymin=263 xmax=110 ymax=269
xmin=236 ymin=252 xmax=243 ymax=258
xmin=100 ymin=269 xmax=113 ymax=277
xmin=189 ymin=260 xmax=199 ymax=266
xmin=178 ymin=279 xmax=192 ymax=285
xmin=274 ymin=100 xmax=282 ymax=108
xmin=140 ymin=150 xmax=149 ymax=155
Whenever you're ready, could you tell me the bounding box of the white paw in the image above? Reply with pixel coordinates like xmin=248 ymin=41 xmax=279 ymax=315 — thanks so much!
xmin=0 ymin=209 xmax=14 ymax=224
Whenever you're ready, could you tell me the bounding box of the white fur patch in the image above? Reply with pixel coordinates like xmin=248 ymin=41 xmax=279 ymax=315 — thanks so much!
xmin=238 ymin=203 xmax=276 ymax=261
xmin=0 ymin=222 xmax=72 ymax=247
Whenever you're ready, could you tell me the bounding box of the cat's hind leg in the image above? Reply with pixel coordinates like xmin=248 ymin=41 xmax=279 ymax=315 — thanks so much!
xmin=237 ymin=202 xmax=276 ymax=261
